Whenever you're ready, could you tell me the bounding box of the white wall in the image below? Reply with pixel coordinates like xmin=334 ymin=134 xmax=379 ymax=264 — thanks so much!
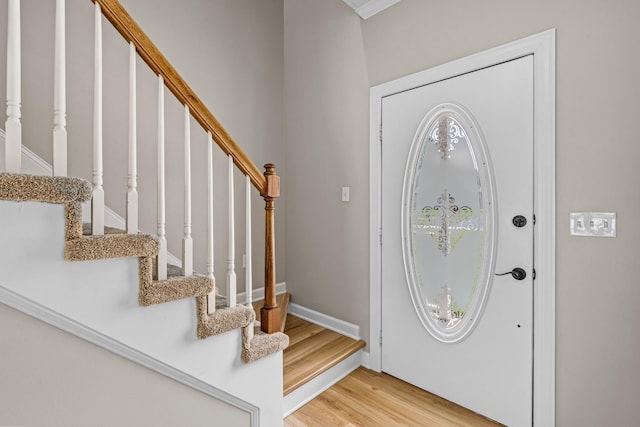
xmin=284 ymin=0 xmax=640 ymax=425
xmin=0 ymin=303 xmax=250 ymax=427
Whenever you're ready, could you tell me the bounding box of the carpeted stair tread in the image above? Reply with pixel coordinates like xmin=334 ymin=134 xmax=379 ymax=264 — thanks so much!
xmin=2 ymin=172 xmax=285 ymax=364
xmin=196 ymin=297 xmax=256 ymax=338
xmin=0 ymin=173 xmax=92 ymax=203
xmin=242 ymin=327 xmax=289 ymax=364
xmin=0 ymin=174 xmax=90 ymax=242
xmin=138 ymin=259 xmax=214 ymax=306
xmin=65 ymin=232 xmax=158 ymax=262
xmin=196 ymin=297 xmax=289 ymax=363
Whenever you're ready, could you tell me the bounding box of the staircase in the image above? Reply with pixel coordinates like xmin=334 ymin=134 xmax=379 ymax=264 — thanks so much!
xmin=0 ymin=0 xmax=289 ymax=426
xmin=252 ymin=292 xmax=291 ymax=334
xmin=283 ymin=314 xmax=366 ymax=415
xmin=255 ymin=293 xmax=367 ymax=416
xmin=0 ymin=168 xmax=366 ymax=425
xmin=0 ymin=173 xmax=288 ymax=425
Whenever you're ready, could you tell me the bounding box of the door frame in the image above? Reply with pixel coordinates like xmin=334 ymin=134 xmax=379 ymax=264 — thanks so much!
xmin=369 ymin=30 xmax=556 ymax=425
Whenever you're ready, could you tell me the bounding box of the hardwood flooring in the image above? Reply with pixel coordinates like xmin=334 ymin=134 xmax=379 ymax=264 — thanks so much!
xmin=281 ymin=305 xmax=498 ymax=426
xmin=284 ymin=367 xmax=502 ymax=427
xmin=283 ymin=315 xmax=366 ymax=395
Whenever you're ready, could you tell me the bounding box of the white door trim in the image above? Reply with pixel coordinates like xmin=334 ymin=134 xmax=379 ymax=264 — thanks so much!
xmin=369 ymin=29 xmax=556 ymax=426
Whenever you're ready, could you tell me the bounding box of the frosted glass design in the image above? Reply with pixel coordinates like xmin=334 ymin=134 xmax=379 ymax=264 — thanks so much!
xmin=401 ymin=103 xmax=496 ymax=343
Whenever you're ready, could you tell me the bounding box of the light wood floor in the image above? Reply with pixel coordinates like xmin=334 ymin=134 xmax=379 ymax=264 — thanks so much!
xmin=283 ymin=315 xmax=366 ymax=395
xmin=284 ymin=367 xmax=502 ymax=427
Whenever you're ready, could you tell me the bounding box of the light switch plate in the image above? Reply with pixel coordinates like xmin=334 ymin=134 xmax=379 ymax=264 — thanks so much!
xmin=570 ymin=212 xmax=616 ymax=237
xmin=341 ymin=186 xmax=350 ymax=202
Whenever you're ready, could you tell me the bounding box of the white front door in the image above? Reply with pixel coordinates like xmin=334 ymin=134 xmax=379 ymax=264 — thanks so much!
xmin=380 ymin=56 xmax=534 ymax=426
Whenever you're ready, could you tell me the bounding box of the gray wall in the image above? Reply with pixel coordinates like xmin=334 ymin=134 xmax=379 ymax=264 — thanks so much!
xmin=119 ymin=0 xmax=286 ymax=289
xmin=0 ymin=303 xmax=249 ymax=426
xmin=284 ymin=0 xmax=371 ymax=344
xmin=284 ymin=0 xmax=640 ymax=425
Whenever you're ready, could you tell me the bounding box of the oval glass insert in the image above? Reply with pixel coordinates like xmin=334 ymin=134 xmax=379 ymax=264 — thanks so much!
xmin=401 ymin=103 xmax=496 ymax=343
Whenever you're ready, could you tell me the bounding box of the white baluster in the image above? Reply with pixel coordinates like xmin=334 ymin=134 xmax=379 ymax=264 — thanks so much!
xmin=157 ymin=76 xmax=167 ymax=280
xmin=245 ymin=175 xmax=252 ymax=306
xmin=5 ymin=0 xmax=21 ymax=173
xmin=182 ymin=106 xmax=193 ymax=277
xmin=245 ymin=174 xmax=254 ymax=340
xmin=126 ymin=42 xmax=138 ymax=234
xmin=227 ymin=155 xmax=237 ymax=307
xmin=52 ymin=0 xmax=66 ymax=176
xmin=91 ymin=2 xmax=104 ymax=235
xmin=206 ymin=132 xmax=216 ymax=313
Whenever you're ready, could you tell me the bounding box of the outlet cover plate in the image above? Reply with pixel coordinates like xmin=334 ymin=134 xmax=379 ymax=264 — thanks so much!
xmin=570 ymin=212 xmax=616 ymax=237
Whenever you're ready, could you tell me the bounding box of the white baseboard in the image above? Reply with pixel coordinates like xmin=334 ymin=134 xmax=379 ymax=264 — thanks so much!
xmin=283 ymin=349 xmax=364 ymax=417
xmin=360 ymin=350 xmax=371 ymax=369
xmin=238 ymin=282 xmax=287 ymax=305
xmin=0 ymin=129 xmax=55 ymax=176
xmin=288 ymin=303 xmax=361 ymax=341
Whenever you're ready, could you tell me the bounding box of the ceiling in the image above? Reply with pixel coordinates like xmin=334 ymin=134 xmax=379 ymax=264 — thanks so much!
xmin=342 ymin=0 xmax=401 ymax=19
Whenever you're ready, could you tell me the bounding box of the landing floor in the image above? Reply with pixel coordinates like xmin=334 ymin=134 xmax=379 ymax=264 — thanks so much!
xmin=284 ymin=367 xmax=502 ymax=427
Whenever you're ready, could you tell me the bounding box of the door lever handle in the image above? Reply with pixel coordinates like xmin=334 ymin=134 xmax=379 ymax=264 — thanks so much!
xmin=495 ymin=267 xmax=527 ymax=281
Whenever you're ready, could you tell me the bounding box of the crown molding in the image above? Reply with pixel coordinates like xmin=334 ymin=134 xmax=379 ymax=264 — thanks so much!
xmin=343 ymin=0 xmax=401 ymax=20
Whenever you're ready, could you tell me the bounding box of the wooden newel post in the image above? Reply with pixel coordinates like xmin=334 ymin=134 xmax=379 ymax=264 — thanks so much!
xmin=261 ymin=163 xmax=280 ymax=333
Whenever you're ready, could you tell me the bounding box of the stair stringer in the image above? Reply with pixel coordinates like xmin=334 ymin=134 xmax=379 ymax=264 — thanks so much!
xmin=0 ymin=200 xmax=284 ymax=427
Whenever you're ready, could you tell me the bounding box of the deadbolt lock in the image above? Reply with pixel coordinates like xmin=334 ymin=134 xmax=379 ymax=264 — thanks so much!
xmin=512 ymin=215 xmax=527 ymax=228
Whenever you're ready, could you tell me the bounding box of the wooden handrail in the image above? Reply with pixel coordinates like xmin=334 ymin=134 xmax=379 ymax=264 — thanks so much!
xmin=92 ymin=0 xmax=267 ymax=194
xmin=91 ymin=0 xmax=280 ymax=332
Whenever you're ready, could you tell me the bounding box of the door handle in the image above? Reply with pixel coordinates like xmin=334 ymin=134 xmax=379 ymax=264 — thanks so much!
xmin=495 ymin=267 xmax=527 ymax=281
